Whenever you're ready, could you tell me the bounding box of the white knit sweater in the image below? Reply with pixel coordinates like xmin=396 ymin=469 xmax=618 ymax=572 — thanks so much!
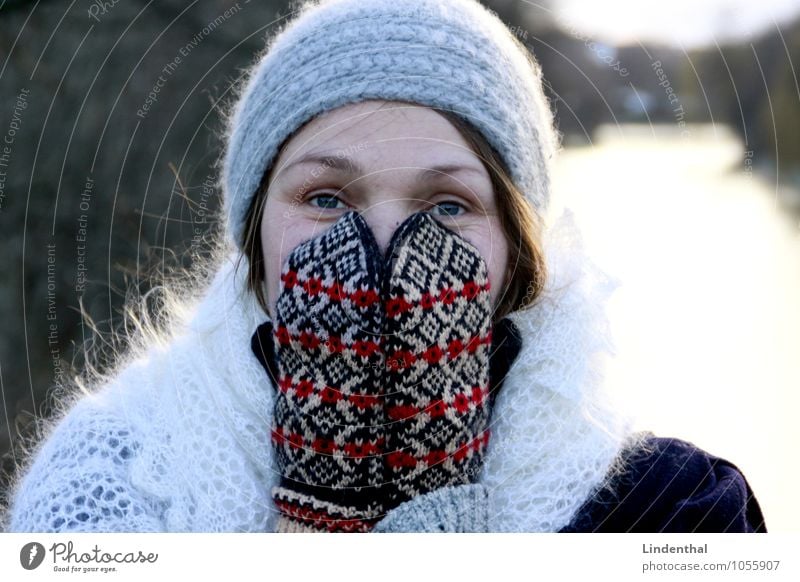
xmin=5 ymin=208 xmax=636 ymax=533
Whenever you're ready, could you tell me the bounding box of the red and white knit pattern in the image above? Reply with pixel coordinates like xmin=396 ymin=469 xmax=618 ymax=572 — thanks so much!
xmin=270 ymin=212 xmax=388 ymax=532
xmin=262 ymin=211 xmax=494 ymax=532
xmin=382 ymin=212 xmax=493 ymax=504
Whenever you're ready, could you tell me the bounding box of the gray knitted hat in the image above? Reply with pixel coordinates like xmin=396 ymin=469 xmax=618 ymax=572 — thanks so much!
xmin=220 ymin=0 xmax=560 ymax=250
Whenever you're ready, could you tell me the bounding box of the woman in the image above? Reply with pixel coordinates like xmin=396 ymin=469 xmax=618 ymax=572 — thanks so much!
xmin=5 ymin=0 xmax=765 ymax=533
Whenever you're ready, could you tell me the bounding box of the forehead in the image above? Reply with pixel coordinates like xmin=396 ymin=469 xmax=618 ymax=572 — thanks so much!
xmin=275 ymin=100 xmax=479 ymax=168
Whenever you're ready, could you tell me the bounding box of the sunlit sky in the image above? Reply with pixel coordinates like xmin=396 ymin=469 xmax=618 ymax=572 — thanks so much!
xmin=555 ymin=0 xmax=800 ymax=47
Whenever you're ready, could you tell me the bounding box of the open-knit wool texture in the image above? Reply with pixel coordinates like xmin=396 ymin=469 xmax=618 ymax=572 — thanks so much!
xmin=5 ymin=207 xmax=642 ymax=532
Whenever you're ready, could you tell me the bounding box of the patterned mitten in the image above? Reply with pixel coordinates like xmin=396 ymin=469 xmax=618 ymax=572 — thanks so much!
xmin=372 ymin=315 xmax=523 ymax=532
xmin=254 ymin=211 xmax=389 ymax=532
xmin=381 ymin=212 xmax=495 ymax=506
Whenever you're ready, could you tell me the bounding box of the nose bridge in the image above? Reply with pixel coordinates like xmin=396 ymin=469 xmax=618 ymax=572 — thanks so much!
xmin=359 ymin=200 xmax=413 ymax=256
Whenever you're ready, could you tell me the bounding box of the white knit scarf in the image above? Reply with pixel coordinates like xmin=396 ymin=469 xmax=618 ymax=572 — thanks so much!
xmin=9 ymin=206 xmax=637 ymax=533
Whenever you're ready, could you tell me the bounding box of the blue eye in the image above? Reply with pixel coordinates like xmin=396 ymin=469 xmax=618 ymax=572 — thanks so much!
xmin=308 ymin=192 xmax=346 ymax=209
xmin=431 ymin=201 xmax=466 ymax=217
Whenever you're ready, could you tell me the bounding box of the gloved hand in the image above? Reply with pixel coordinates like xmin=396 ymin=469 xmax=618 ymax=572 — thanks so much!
xmin=252 ymin=210 xmax=524 ymax=532
xmin=381 ymin=212 xmax=495 ymax=506
xmin=375 ymin=306 xmax=522 ymax=532
xmin=252 ymin=211 xmax=390 ymax=532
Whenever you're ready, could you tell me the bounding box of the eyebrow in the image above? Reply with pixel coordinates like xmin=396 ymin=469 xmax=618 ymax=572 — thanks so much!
xmin=280 ymin=153 xmax=487 ymax=185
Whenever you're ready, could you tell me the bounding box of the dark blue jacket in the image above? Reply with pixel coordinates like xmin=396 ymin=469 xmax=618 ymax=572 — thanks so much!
xmin=558 ymin=433 xmax=767 ymax=532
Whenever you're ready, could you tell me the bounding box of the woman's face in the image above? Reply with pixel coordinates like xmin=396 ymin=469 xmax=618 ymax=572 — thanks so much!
xmin=260 ymin=100 xmax=509 ymax=319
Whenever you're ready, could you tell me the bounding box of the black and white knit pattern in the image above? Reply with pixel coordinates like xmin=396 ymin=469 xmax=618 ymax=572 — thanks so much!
xmin=269 ymin=211 xmax=388 ymax=532
xmin=252 ymin=210 xmax=497 ymax=532
xmin=382 ymin=212 xmax=493 ymax=504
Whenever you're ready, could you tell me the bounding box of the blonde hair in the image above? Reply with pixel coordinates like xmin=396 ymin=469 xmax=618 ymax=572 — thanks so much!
xmin=238 ymin=104 xmax=548 ymax=322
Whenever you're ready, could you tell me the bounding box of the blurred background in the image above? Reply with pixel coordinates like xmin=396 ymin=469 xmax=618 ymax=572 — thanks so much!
xmin=1 ymin=0 xmax=798 ymax=530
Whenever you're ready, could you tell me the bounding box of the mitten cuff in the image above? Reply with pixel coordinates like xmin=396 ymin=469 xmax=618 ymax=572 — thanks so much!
xmin=372 ymin=483 xmax=490 ymax=533
xmin=272 ymin=486 xmax=384 ymax=533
